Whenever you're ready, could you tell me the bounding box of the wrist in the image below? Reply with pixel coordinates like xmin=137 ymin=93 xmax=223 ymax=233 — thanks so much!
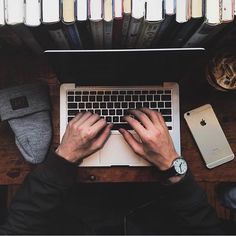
xmin=55 ymin=146 xmax=78 ymax=164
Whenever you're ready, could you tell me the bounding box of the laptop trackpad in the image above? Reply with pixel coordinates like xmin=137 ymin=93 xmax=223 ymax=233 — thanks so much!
xmin=100 ymin=134 xmax=149 ymax=166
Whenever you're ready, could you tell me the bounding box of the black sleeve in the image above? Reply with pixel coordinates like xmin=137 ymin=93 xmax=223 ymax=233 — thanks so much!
xmin=0 ymin=151 xmax=78 ymax=235
xmin=158 ymin=170 xmax=224 ymax=234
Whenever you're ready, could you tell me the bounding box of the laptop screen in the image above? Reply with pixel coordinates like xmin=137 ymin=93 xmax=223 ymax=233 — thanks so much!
xmin=44 ymin=49 xmax=207 ymax=86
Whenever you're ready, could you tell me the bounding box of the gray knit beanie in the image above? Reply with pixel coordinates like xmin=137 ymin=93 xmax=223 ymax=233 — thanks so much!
xmin=0 ymin=82 xmax=52 ymax=164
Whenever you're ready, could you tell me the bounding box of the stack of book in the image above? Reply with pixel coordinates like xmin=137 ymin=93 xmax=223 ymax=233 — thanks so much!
xmin=0 ymin=0 xmax=235 ymax=55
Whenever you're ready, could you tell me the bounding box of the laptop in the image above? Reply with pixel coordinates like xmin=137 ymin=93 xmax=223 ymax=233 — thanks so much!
xmin=44 ymin=48 xmax=206 ymax=167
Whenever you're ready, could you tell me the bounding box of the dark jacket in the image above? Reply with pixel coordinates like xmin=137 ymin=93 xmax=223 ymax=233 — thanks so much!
xmin=0 ymin=151 xmax=224 ymax=235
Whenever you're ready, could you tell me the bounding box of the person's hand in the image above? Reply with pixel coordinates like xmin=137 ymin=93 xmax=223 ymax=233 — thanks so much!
xmin=56 ymin=112 xmax=113 ymax=163
xmin=119 ymin=108 xmax=179 ymax=171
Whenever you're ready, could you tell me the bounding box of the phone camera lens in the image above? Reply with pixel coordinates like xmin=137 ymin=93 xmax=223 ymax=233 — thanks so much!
xmin=187 ymin=112 xmax=190 ymax=116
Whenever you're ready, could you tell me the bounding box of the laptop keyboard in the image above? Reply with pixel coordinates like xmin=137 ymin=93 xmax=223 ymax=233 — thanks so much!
xmin=67 ymin=89 xmax=173 ymax=130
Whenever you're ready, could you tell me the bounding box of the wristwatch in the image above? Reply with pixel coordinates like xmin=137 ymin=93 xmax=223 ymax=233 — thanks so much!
xmin=160 ymin=157 xmax=188 ymax=179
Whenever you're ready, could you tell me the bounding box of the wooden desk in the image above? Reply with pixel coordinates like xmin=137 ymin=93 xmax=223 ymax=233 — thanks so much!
xmin=0 ymin=54 xmax=236 ymax=185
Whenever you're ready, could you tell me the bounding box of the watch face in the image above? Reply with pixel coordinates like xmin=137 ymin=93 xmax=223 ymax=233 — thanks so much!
xmin=173 ymin=158 xmax=187 ymax=175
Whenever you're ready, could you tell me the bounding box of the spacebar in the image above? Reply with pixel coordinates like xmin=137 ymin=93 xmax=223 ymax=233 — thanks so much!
xmin=112 ymin=124 xmax=133 ymax=130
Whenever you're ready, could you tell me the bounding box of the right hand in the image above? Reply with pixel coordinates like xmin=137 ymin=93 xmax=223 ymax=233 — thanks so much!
xmin=55 ymin=112 xmax=112 ymax=163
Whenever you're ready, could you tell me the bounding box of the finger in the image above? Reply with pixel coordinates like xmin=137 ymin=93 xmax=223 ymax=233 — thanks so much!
xmin=69 ymin=112 xmax=84 ymax=124
xmin=83 ymin=113 xmax=101 ymax=127
xmin=123 ymin=115 xmax=147 ymax=139
xmin=138 ymin=108 xmax=160 ymax=124
xmin=92 ymin=124 xmax=113 ymax=151
xmin=89 ymin=118 xmax=108 ymax=138
xmin=73 ymin=112 xmax=93 ymax=127
xmin=128 ymin=109 xmax=154 ymax=129
xmin=119 ymin=128 xmax=144 ymax=156
xmin=156 ymin=112 xmax=169 ymax=130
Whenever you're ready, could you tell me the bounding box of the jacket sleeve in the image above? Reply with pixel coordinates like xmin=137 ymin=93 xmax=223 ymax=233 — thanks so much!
xmin=158 ymin=170 xmax=224 ymax=234
xmin=0 ymin=151 xmax=78 ymax=235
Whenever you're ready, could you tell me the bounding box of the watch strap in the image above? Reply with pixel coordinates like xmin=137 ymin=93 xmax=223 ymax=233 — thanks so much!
xmin=159 ymin=165 xmax=178 ymax=179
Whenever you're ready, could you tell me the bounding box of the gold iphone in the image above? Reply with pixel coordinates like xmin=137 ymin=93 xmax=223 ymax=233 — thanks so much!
xmin=184 ymin=104 xmax=234 ymax=169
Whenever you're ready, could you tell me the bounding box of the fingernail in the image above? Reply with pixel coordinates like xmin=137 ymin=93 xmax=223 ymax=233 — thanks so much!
xmin=119 ymin=128 xmax=125 ymax=133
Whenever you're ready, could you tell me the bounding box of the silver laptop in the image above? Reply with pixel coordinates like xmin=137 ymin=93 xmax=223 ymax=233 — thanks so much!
xmin=44 ymin=48 xmax=206 ymax=167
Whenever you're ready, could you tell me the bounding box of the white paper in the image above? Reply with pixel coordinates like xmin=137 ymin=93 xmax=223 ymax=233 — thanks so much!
xmin=132 ymin=0 xmax=145 ymax=19
xmin=114 ymin=0 xmax=122 ymax=18
xmin=77 ymin=0 xmax=87 ymax=21
xmin=5 ymin=0 xmax=24 ymax=25
xmin=89 ymin=0 xmax=103 ymax=20
xmin=206 ymin=0 xmax=221 ymax=25
xmin=191 ymin=0 xmax=203 ymax=18
xmin=42 ymin=0 xmax=60 ymax=24
xmin=165 ymin=0 xmax=175 ymax=15
xmin=24 ymin=0 xmax=41 ymax=26
xmin=145 ymin=0 xmax=163 ymax=21
xmin=176 ymin=0 xmax=190 ymax=23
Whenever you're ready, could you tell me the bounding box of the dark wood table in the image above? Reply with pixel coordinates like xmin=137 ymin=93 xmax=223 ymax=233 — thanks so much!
xmin=0 ymin=54 xmax=236 ymax=186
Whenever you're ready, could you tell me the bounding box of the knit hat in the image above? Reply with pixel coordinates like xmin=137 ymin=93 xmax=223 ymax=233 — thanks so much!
xmin=0 ymin=82 xmax=52 ymax=164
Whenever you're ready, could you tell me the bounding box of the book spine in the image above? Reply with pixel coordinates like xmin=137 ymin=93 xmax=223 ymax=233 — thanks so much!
xmin=0 ymin=0 xmax=5 ymax=26
xmin=90 ymin=20 xmax=104 ymax=49
xmin=47 ymin=23 xmax=71 ymax=49
xmin=103 ymin=20 xmax=113 ymax=49
xmin=63 ymin=23 xmax=83 ymax=49
xmin=112 ymin=18 xmax=123 ymax=48
xmin=121 ymin=13 xmax=131 ymax=47
xmin=11 ymin=24 xmax=43 ymax=55
xmin=136 ymin=21 xmax=162 ymax=48
xmin=126 ymin=17 xmax=143 ymax=48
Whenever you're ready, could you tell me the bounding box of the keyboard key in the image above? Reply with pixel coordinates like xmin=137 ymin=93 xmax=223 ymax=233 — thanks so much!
xmin=118 ymin=95 xmax=124 ymax=101
xmin=107 ymin=102 xmax=113 ymax=108
xmin=109 ymin=109 xmax=116 ymax=115
xmin=82 ymin=96 xmax=88 ymax=102
xmin=68 ymin=96 xmax=74 ymax=102
xmin=143 ymin=102 xmax=149 ymax=108
xmin=127 ymin=91 xmax=133 ymax=94
xmin=136 ymin=102 xmax=142 ymax=108
xmin=68 ymin=110 xmax=78 ymax=116
xmin=120 ymin=116 xmax=125 ymax=122
xmin=161 ymin=95 xmax=171 ymax=101
xmin=86 ymin=103 xmax=92 ymax=109
xmin=112 ymin=123 xmax=133 ymax=130
xmin=154 ymin=95 xmax=160 ymax=101
xmin=125 ymin=95 xmax=131 ymax=101
xmin=168 ymin=126 xmax=172 ymax=130
xmin=90 ymin=91 xmax=96 ymax=95
xmin=120 ymin=91 xmax=126 ymax=94
xmin=129 ymin=102 xmax=135 ymax=109
xmin=97 ymin=96 xmax=102 ymax=102
xmin=158 ymin=102 xmax=164 ymax=108
xmin=79 ymin=103 xmax=85 ymax=108
xmin=124 ymin=110 xmax=129 ymax=115
xmin=81 ymin=109 xmax=86 ymax=113
xmin=89 ymin=96 xmax=95 ymax=102
xmin=115 ymin=103 xmax=121 ymax=108
xmin=102 ymin=110 xmax=108 ymax=115
xmin=98 ymin=91 xmax=104 ymax=95
xmin=67 ymin=91 xmax=74 ymax=95
xmin=140 ymin=95 xmax=145 ymax=101
xmin=83 ymin=91 xmax=89 ymax=95
xmin=106 ymin=116 xmax=112 ymax=122
xmin=160 ymin=109 xmax=171 ymax=115
xmin=122 ymin=102 xmax=128 ymax=108
xmin=88 ymin=110 xmax=93 ymax=113
xmin=116 ymin=109 xmax=122 ymax=115
xmin=68 ymin=103 xmax=77 ymax=109
xmin=165 ymin=102 xmax=171 ymax=108
xmin=75 ymin=96 xmax=81 ymax=102
xmin=135 ymin=91 xmax=141 ymax=94
xmin=100 ymin=103 xmax=106 ymax=108
xmin=105 ymin=91 xmax=111 ymax=94
xmin=142 ymin=91 xmax=148 ymax=94
xmin=75 ymin=91 xmax=81 ymax=95
xmin=112 ymin=91 xmax=119 ymax=94
xmin=95 ymin=110 xmax=101 ymax=115
xmin=150 ymin=90 xmax=156 ymax=94
xmin=147 ymin=95 xmax=153 ymax=101
xmin=165 ymin=90 xmax=171 ymax=94
xmin=93 ymin=103 xmax=99 ymax=108
xmin=104 ymin=96 xmax=110 ymax=101
xmin=157 ymin=90 xmax=163 ymax=94
xmin=132 ymin=95 xmax=138 ymax=101
xmin=111 ymin=96 xmax=117 ymax=102
xmin=163 ymin=116 xmax=172 ymax=122
xmin=113 ymin=116 xmax=119 ymax=123
xmin=151 ymin=102 xmax=157 ymax=108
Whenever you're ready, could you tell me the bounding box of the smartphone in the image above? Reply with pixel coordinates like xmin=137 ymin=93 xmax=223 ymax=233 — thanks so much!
xmin=184 ymin=104 xmax=234 ymax=169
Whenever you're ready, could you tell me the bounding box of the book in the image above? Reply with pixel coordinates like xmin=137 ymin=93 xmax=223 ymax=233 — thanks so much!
xmin=205 ymin=0 xmax=221 ymax=25
xmin=103 ymin=0 xmax=114 ymax=49
xmin=136 ymin=0 xmax=164 ymax=48
xmin=126 ymin=0 xmax=144 ymax=48
xmin=112 ymin=0 xmax=123 ymax=48
xmin=5 ymin=0 xmax=24 ymax=25
xmin=121 ymin=0 xmax=131 ymax=47
xmin=165 ymin=0 xmax=176 ymax=15
xmin=11 ymin=24 xmax=43 ymax=55
xmin=191 ymin=0 xmax=204 ymax=18
xmin=175 ymin=0 xmax=191 ymax=23
xmin=0 ymin=0 xmax=5 ymax=26
xmin=76 ymin=0 xmax=88 ymax=21
xmin=88 ymin=0 xmax=104 ymax=49
xmin=41 ymin=0 xmax=60 ymax=24
xmin=61 ymin=0 xmax=76 ymax=24
xmin=221 ymin=0 xmax=234 ymax=23
xmin=24 ymin=0 xmax=41 ymax=27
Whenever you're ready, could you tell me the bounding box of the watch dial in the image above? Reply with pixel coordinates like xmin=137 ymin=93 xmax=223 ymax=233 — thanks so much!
xmin=174 ymin=158 xmax=187 ymax=174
